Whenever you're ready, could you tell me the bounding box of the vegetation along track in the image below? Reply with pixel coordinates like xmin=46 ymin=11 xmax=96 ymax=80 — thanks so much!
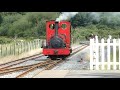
xmin=0 ymin=44 xmax=88 ymax=78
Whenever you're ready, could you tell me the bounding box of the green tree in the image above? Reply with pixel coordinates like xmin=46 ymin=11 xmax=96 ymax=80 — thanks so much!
xmin=0 ymin=14 xmax=3 ymax=25
xmin=71 ymin=12 xmax=93 ymax=28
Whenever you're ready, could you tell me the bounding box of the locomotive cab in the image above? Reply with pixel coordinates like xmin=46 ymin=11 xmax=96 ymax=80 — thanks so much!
xmin=42 ymin=20 xmax=72 ymax=60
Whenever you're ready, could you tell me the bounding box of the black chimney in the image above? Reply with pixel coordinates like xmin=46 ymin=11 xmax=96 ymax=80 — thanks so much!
xmin=55 ymin=21 xmax=59 ymax=36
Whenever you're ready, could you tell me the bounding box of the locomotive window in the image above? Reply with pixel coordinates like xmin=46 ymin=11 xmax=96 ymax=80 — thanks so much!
xmin=49 ymin=24 xmax=55 ymax=29
xmin=61 ymin=24 xmax=67 ymax=29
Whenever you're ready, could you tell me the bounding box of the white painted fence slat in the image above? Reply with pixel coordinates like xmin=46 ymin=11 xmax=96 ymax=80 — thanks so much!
xmin=101 ymin=39 xmax=104 ymax=70
xmin=119 ymin=39 xmax=120 ymax=69
xmin=90 ymin=39 xmax=94 ymax=70
xmin=113 ymin=39 xmax=116 ymax=70
xmin=107 ymin=39 xmax=110 ymax=70
xmin=95 ymin=36 xmax=99 ymax=70
xmin=90 ymin=36 xmax=120 ymax=70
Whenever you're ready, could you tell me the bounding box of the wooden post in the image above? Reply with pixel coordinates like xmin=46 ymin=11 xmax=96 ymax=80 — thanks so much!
xmin=11 ymin=44 xmax=13 ymax=55
xmin=101 ymin=38 xmax=105 ymax=70
xmin=1 ymin=45 xmax=2 ymax=57
xmin=14 ymin=43 xmax=16 ymax=55
xmin=24 ymin=42 xmax=26 ymax=52
xmin=20 ymin=42 xmax=22 ymax=54
xmin=26 ymin=42 xmax=29 ymax=52
xmin=10 ymin=44 xmax=12 ymax=55
xmin=90 ymin=39 xmax=94 ymax=70
xmin=107 ymin=39 xmax=110 ymax=70
xmin=18 ymin=43 xmax=19 ymax=55
xmin=38 ymin=40 xmax=40 ymax=48
xmin=119 ymin=39 xmax=120 ymax=70
xmin=26 ymin=42 xmax=28 ymax=52
xmin=35 ymin=40 xmax=37 ymax=49
xmin=113 ymin=39 xmax=116 ymax=70
xmin=5 ymin=44 xmax=7 ymax=56
xmin=32 ymin=41 xmax=34 ymax=50
xmin=30 ymin=41 xmax=32 ymax=51
xmin=95 ymin=36 xmax=99 ymax=70
xmin=28 ymin=42 xmax=30 ymax=51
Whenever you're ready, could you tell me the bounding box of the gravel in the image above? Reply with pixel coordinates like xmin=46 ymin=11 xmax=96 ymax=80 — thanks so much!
xmin=0 ymin=56 xmax=48 ymax=78
xmin=0 ymin=71 xmax=24 ymax=78
xmin=52 ymin=46 xmax=90 ymax=70
xmin=21 ymin=68 xmax=44 ymax=78
xmin=0 ymin=44 xmax=83 ymax=78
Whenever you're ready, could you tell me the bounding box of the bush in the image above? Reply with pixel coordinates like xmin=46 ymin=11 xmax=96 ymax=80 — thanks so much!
xmin=0 ymin=37 xmax=12 ymax=44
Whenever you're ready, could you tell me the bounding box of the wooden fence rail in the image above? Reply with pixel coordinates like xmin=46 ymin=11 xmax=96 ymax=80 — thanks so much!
xmin=0 ymin=39 xmax=42 ymax=58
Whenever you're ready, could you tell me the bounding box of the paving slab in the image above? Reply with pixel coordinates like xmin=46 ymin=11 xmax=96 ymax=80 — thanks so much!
xmin=65 ymin=70 xmax=120 ymax=78
xmin=33 ymin=70 xmax=69 ymax=78
xmin=33 ymin=70 xmax=120 ymax=78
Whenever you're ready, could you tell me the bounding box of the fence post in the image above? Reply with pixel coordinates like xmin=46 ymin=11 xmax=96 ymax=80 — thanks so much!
xmin=113 ymin=39 xmax=116 ymax=70
xmin=5 ymin=44 xmax=7 ymax=56
xmin=34 ymin=40 xmax=36 ymax=49
xmin=119 ymin=39 xmax=120 ymax=70
xmin=107 ymin=39 xmax=110 ymax=70
xmin=26 ymin=42 xmax=28 ymax=52
xmin=17 ymin=43 xmax=20 ymax=55
xmin=1 ymin=44 xmax=2 ymax=57
xmin=30 ymin=41 xmax=32 ymax=51
xmin=29 ymin=41 xmax=31 ymax=51
xmin=28 ymin=42 xmax=30 ymax=52
xmin=36 ymin=40 xmax=38 ymax=49
xmin=32 ymin=40 xmax=34 ymax=49
xmin=10 ymin=44 xmax=12 ymax=55
xmin=38 ymin=39 xmax=40 ymax=48
xmin=14 ymin=43 xmax=15 ymax=55
xmin=95 ymin=36 xmax=99 ymax=70
xmin=101 ymin=38 xmax=105 ymax=70
xmin=90 ymin=39 xmax=94 ymax=70
xmin=20 ymin=42 xmax=22 ymax=54
xmin=24 ymin=42 xmax=26 ymax=52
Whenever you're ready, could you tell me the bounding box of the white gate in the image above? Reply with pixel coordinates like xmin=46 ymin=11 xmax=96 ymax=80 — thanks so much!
xmin=90 ymin=36 xmax=120 ymax=70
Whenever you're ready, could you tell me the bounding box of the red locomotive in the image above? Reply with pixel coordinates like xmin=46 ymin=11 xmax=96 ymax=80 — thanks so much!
xmin=41 ymin=20 xmax=72 ymax=60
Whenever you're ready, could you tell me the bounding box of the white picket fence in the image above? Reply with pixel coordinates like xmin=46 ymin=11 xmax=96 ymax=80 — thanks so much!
xmin=90 ymin=36 xmax=120 ymax=70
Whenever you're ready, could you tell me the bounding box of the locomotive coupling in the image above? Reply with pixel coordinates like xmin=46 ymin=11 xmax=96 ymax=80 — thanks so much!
xmin=54 ymin=50 xmax=58 ymax=55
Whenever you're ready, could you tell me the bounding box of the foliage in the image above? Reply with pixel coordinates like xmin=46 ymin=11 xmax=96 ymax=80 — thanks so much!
xmin=0 ymin=12 xmax=59 ymax=39
xmin=0 ymin=12 xmax=120 ymax=43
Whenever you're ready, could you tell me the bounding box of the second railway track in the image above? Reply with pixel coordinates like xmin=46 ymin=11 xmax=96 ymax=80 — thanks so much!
xmin=0 ymin=44 xmax=88 ymax=78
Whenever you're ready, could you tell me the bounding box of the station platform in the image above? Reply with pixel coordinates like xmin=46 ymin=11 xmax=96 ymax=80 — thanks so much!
xmin=33 ymin=70 xmax=120 ymax=78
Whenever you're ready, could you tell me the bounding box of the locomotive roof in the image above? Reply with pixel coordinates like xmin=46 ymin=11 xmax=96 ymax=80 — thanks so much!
xmin=46 ymin=20 xmax=70 ymax=22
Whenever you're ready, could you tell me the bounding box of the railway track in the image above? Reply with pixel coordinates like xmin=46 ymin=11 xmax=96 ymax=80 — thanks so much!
xmin=0 ymin=53 xmax=44 ymax=70
xmin=0 ymin=44 xmax=88 ymax=78
xmin=16 ymin=60 xmax=62 ymax=78
xmin=0 ymin=45 xmax=81 ymax=70
xmin=17 ymin=44 xmax=88 ymax=78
